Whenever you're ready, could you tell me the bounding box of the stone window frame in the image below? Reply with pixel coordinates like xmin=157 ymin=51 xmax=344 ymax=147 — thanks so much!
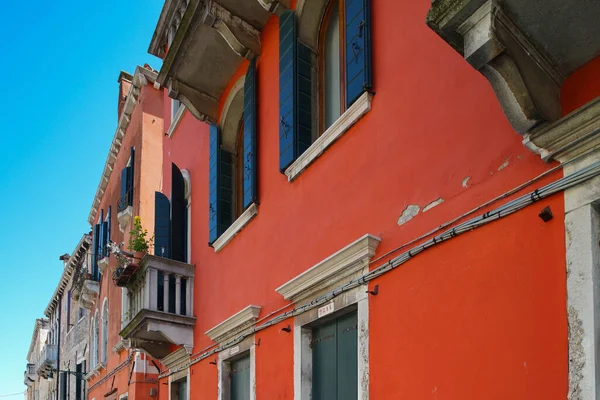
xmin=162 ymin=347 xmax=191 ymax=400
xmin=275 ymin=234 xmax=381 ymax=400
xmin=205 ymin=305 xmax=261 ymax=400
xmin=101 ymin=297 xmax=109 ymax=365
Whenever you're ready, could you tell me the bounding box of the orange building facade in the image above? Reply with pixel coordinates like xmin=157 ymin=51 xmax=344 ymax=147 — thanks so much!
xmin=43 ymin=0 xmax=600 ymax=400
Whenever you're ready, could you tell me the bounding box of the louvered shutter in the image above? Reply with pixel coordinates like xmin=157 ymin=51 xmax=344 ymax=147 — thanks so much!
xmin=171 ymin=163 xmax=187 ymax=262
xmin=279 ymin=10 xmax=313 ymax=172
xmin=279 ymin=10 xmax=297 ymax=171
xmin=243 ymin=58 xmax=258 ymax=209
xmin=208 ymin=125 xmax=221 ymax=245
xmin=98 ymin=210 xmax=105 ymax=260
xmin=92 ymin=224 xmax=100 ymax=281
xmin=345 ymin=0 xmax=372 ymax=108
xmin=120 ymin=168 xmax=128 ymax=211
xmin=105 ymin=206 xmax=111 ymax=257
xmin=127 ymin=147 xmax=135 ymax=206
xmin=154 ymin=192 xmax=172 ymax=258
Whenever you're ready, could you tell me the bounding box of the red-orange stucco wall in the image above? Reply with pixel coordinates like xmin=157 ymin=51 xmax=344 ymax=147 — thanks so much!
xmin=159 ymin=0 xmax=569 ymax=398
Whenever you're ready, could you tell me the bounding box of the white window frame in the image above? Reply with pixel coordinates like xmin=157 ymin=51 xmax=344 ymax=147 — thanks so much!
xmin=276 ymin=234 xmax=381 ymax=400
xmin=101 ymin=298 xmax=109 ymax=365
xmin=218 ymin=337 xmax=256 ymax=400
xmin=162 ymin=348 xmax=191 ymax=400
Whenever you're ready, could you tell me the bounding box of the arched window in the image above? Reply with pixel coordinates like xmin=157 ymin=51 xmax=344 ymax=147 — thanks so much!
xmin=101 ymin=299 xmax=109 ymax=364
xmin=319 ymin=0 xmax=346 ymax=133
xmin=90 ymin=316 xmax=95 ymax=368
xmin=91 ymin=311 xmax=100 ymax=368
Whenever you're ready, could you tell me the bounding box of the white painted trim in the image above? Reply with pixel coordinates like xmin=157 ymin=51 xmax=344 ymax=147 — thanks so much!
xmin=206 ymin=305 xmax=261 ymax=344
xmin=276 ymin=234 xmax=381 ymax=303
xmin=167 ymin=104 xmax=186 ymax=138
xmin=285 ymin=92 xmax=372 ymax=182
xmin=212 ymin=203 xmax=258 ymax=252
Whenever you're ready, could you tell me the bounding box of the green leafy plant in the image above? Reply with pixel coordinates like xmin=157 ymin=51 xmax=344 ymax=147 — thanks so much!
xmin=128 ymin=216 xmax=154 ymax=253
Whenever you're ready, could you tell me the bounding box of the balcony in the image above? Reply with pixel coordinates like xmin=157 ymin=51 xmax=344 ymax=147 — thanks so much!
xmin=24 ymin=363 xmax=36 ymax=386
xmin=149 ymin=0 xmax=289 ymax=123
xmin=119 ymin=254 xmax=195 ymax=359
xmin=36 ymin=344 xmax=57 ymax=379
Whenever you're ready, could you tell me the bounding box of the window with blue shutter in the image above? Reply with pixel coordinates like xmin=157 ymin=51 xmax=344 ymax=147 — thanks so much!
xmin=279 ymin=10 xmax=314 ymax=172
xmin=98 ymin=210 xmax=105 ymax=260
xmin=154 ymin=192 xmax=172 ymax=258
xmin=92 ymin=224 xmax=100 ymax=281
xmin=345 ymin=0 xmax=372 ymax=108
xmin=119 ymin=147 xmax=135 ymax=211
xmin=243 ymin=58 xmax=258 ymax=209
xmin=209 ymin=125 xmax=220 ymax=245
xmin=105 ymin=206 xmax=111 ymax=257
xmin=172 ymin=163 xmax=187 ymax=262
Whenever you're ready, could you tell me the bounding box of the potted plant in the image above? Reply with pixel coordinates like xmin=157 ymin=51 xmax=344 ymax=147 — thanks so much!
xmin=128 ymin=216 xmax=153 ymax=260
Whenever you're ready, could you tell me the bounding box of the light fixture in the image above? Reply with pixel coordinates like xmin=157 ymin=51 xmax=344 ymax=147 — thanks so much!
xmin=47 ymin=370 xmax=54 ymax=382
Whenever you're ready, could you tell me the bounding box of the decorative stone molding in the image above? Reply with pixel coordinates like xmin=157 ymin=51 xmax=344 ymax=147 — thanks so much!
xmin=162 ymin=347 xmax=191 ymax=371
xmin=426 ymin=0 xmax=563 ymax=134
xmin=167 ymin=104 xmax=186 ymax=138
xmin=205 ymin=305 xmax=261 ymax=344
xmin=285 ymin=92 xmax=372 ymax=182
xmin=112 ymin=339 xmax=130 ymax=354
xmin=88 ymin=67 xmax=157 ymax=225
xmin=117 ymin=206 xmax=133 ymax=233
xmin=276 ymin=234 xmax=381 ymax=303
xmin=80 ymin=280 xmax=100 ymax=310
xmin=257 ymin=0 xmax=290 ymax=16
xmin=523 ymin=97 xmax=600 ymax=162
xmin=212 ymin=203 xmax=258 ymax=252
xmin=97 ymin=257 xmax=109 ymax=275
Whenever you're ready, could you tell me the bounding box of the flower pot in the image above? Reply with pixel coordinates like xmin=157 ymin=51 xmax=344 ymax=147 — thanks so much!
xmin=134 ymin=251 xmax=146 ymax=261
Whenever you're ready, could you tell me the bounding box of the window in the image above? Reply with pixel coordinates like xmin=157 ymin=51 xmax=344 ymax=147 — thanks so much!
xmin=90 ymin=315 xmax=97 ymax=368
xmin=208 ymin=59 xmax=258 ymax=248
xmin=278 ymin=2 xmax=373 ymax=178
xmin=119 ymin=147 xmax=135 ymax=212
xmin=75 ymin=362 xmax=85 ymax=400
xmin=230 ymin=354 xmax=251 ymax=400
xmin=66 ymin=290 xmax=72 ymax=331
xmin=171 ymin=378 xmax=188 ymax=400
xmin=320 ymin=0 xmax=344 ymax=132
xmin=101 ymin=299 xmax=109 ymax=364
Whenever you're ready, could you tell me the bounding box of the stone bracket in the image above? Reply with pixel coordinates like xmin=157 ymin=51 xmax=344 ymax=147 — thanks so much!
xmin=426 ymin=0 xmax=564 ymax=134
xmin=169 ymin=78 xmax=218 ymax=123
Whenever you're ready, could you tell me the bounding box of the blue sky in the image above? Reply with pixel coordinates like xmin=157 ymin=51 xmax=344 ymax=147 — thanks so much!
xmin=0 ymin=0 xmax=163 ymax=394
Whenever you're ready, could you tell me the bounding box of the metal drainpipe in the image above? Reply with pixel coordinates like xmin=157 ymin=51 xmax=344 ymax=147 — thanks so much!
xmin=56 ymin=293 xmax=62 ymax=400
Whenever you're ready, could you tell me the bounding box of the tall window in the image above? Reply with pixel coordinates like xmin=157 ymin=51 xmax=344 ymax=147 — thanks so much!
xmin=101 ymin=300 xmax=109 ymax=364
xmin=119 ymin=147 xmax=135 ymax=211
xmin=172 ymin=98 xmax=181 ymax=121
xmin=320 ymin=0 xmax=346 ymax=132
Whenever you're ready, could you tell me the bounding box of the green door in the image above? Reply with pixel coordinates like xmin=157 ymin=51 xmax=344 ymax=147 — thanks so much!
xmin=178 ymin=380 xmax=187 ymax=400
xmin=312 ymin=311 xmax=358 ymax=400
xmin=231 ymin=354 xmax=251 ymax=400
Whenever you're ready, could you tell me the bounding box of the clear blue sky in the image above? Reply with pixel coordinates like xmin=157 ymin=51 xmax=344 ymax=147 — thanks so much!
xmin=0 ymin=0 xmax=163 ymax=395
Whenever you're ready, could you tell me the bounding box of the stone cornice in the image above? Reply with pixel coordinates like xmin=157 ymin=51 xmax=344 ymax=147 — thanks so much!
xmin=276 ymin=234 xmax=381 ymax=303
xmin=524 ymin=97 xmax=600 ymax=162
xmin=87 ymin=66 xmax=158 ymax=225
xmin=44 ymin=234 xmax=92 ymax=318
xmin=205 ymin=305 xmax=261 ymax=344
xmin=161 ymin=347 xmax=191 ymax=370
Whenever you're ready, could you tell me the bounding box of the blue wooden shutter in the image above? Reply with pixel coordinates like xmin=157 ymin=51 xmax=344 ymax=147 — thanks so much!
xmin=171 ymin=163 xmax=187 ymax=262
xmin=98 ymin=210 xmax=105 ymax=260
xmin=105 ymin=206 xmax=111 ymax=257
xmin=119 ymin=167 xmax=128 ymax=211
xmin=155 ymin=192 xmax=172 ymax=258
xmin=279 ymin=10 xmax=297 ymax=171
xmin=345 ymin=0 xmax=372 ymax=108
xmin=208 ymin=125 xmax=221 ymax=245
xmin=243 ymin=58 xmax=258 ymax=209
xmin=127 ymin=147 xmax=135 ymax=206
xmin=92 ymin=224 xmax=100 ymax=281
xmin=279 ymin=10 xmax=313 ymax=172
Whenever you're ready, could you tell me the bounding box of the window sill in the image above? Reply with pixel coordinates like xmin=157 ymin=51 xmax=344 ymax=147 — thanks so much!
xmin=212 ymin=203 xmax=258 ymax=252
xmin=98 ymin=257 xmax=109 ymax=274
xmin=167 ymin=105 xmax=186 ymax=138
xmin=285 ymin=91 xmax=373 ymax=182
xmin=117 ymin=206 xmax=133 ymax=233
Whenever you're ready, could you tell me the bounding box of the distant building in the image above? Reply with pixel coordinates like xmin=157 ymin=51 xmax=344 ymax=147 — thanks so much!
xmin=25 ymin=319 xmax=51 ymax=400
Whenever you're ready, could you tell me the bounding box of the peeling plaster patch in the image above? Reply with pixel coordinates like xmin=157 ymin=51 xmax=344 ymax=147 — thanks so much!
xmin=423 ymin=198 xmax=444 ymax=212
xmin=397 ymin=205 xmax=420 ymax=226
xmin=462 ymin=176 xmax=471 ymax=188
xmin=568 ymin=305 xmax=585 ymax=400
xmin=498 ymin=157 xmax=510 ymax=171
